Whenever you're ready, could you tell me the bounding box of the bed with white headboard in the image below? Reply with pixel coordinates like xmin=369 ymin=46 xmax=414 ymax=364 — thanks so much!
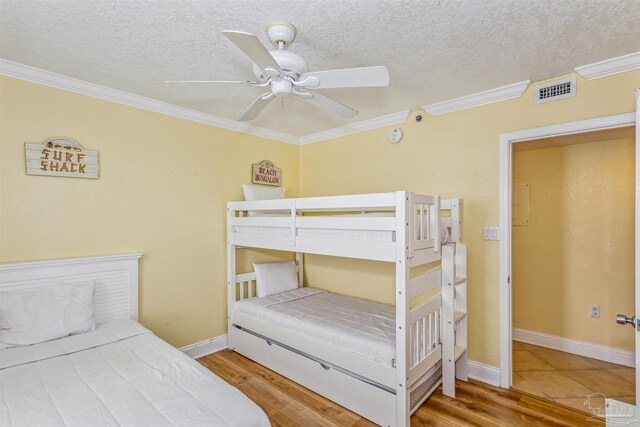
xmin=0 ymin=253 xmax=141 ymax=323
xmin=0 ymin=254 xmax=270 ymax=427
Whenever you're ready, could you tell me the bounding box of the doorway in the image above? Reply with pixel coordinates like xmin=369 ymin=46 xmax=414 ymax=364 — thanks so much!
xmin=509 ymin=126 xmax=635 ymax=414
xmin=498 ymin=110 xmax=639 ymax=420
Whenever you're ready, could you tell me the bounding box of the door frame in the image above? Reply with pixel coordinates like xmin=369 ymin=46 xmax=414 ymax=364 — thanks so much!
xmin=499 ymin=111 xmax=637 ymax=388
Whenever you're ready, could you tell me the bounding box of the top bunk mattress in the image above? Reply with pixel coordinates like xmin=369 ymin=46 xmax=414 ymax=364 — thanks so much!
xmin=231 ymin=288 xmax=396 ymax=367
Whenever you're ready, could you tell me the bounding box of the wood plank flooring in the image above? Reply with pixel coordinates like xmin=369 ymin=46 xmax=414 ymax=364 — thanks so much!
xmin=199 ymin=349 xmax=605 ymax=426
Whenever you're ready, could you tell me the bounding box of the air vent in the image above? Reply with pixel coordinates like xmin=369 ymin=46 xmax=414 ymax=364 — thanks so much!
xmin=534 ymin=77 xmax=576 ymax=104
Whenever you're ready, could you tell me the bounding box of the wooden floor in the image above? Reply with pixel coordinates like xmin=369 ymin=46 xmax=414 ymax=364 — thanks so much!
xmin=199 ymin=350 xmax=605 ymax=426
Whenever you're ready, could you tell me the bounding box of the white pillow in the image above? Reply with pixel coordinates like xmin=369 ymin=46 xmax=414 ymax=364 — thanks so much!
xmin=253 ymin=261 xmax=299 ymax=298
xmin=0 ymin=282 xmax=96 ymax=347
xmin=242 ymin=184 xmax=287 ymax=216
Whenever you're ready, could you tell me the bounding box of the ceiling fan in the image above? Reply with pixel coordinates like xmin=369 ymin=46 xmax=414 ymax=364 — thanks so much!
xmin=166 ymin=21 xmax=390 ymax=122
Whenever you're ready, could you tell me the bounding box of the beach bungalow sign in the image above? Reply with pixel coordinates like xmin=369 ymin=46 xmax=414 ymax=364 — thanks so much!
xmin=252 ymin=160 xmax=281 ymax=186
xmin=25 ymin=137 xmax=99 ymax=179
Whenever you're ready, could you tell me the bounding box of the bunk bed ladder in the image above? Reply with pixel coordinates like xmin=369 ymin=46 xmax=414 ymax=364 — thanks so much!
xmin=441 ymin=242 xmax=469 ymax=398
xmin=454 ymin=243 xmax=468 ymax=382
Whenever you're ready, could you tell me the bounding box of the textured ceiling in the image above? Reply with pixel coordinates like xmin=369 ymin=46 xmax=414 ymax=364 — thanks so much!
xmin=1 ymin=0 xmax=639 ymax=137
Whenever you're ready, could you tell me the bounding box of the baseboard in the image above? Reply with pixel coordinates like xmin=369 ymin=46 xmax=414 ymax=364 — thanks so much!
xmin=467 ymin=360 xmax=501 ymax=387
xmin=180 ymin=334 xmax=228 ymax=359
xmin=513 ymin=328 xmax=634 ymax=368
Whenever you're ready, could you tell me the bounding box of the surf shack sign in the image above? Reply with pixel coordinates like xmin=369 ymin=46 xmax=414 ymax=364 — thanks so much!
xmin=252 ymin=160 xmax=281 ymax=187
xmin=25 ymin=138 xmax=99 ymax=179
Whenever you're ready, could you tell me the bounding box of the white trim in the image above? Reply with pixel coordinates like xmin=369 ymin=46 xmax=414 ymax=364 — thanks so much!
xmin=0 ymin=253 xmax=143 ymax=271
xmin=423 ymin=80 xmax=530 ymax=116
xmin=575 ymin=51 xmax=640 ymax=80
xmin=0 ymin=58 xmax=409 ymax=146
xmin=180 ymin=334 xmax=228 ymax=359
xmin=297 ymin=110 xmax=410 ymax=145
xmin=4 ymin=51 xmax=639 ymax=146
xmin=0 ymin=59 xmax=298 ymax=145
xmin=513 ymin=328 xmax=634 ymax=368
xmin=635 ymin=88 xmax=640 ymax=400
xmin=499 ymin=112 xmax=637 ymax=388
xmin=467 ymin=360 xmax=501 ymax=387
xmin=501 ymin=113 xmax=636 ymax=144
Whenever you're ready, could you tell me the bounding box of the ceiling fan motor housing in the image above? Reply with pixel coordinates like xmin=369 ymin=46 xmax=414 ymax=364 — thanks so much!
xmin=253 ymin=50 xmax=309 ymax=80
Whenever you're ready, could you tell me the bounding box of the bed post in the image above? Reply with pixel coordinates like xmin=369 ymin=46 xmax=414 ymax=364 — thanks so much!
xmin=395 ymin=191 xmax=411 ymax=427
xmin=227 ymin=203 xmax=237 ymax=349
xmin=295 ymin=252 xmax=304 ymax=287
xmin=451 ymin=199 xmax=461 ymax=243
xmin=441 ymin=244 xmax=456 ymax=397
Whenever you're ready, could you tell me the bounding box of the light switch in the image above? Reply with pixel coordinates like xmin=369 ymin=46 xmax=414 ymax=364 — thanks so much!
xmin=484 ymin=226 xmax=500 ymax=241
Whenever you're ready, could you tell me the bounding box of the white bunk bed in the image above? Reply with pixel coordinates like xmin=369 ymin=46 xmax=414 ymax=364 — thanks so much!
xmin=227 ymin=191 xmax=468 ymax=427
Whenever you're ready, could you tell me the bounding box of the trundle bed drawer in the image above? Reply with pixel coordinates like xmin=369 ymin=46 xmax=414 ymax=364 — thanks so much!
xmin=230 ymin=327 xmax=397 ymax=427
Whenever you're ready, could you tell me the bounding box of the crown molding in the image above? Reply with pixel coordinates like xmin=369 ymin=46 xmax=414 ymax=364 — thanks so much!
xmin=575 ymin=51 xmax=640 ymax=80
xmin=423 ymin=80 xmax=530 ymax=116
xmin=298 ymin=110 xmax=410 ymax=145
xmin=0 ymin=59 xmax=299 ymax=145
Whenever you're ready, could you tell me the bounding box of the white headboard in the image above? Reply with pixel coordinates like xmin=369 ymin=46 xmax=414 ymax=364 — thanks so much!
xmin=0 ymin=253 xmax=142 ymax=323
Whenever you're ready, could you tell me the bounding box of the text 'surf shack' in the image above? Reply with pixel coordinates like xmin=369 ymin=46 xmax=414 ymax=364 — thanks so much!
xmin=25 ymin=138 xmax=99 ymax=179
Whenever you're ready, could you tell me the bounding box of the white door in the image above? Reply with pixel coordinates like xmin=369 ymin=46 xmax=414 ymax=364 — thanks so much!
xmin=606 ymin=89 xmax=640 ymax=426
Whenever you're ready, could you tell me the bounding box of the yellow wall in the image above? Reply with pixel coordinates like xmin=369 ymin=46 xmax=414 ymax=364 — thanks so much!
xmin=512 ymin=137 xmax=635 ymax=350
xmin=299 ymin=70 xmax=639 ymax=367
xmin=0 ymin=76 xmax=299 ymax=348
xmin=2 ymin=68 xmax=638 ymax=367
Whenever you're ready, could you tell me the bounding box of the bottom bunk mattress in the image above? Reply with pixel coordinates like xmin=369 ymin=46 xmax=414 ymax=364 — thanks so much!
xmin=0 ymin=319 xmax=270 ymax=427
xmin=231 ymin=288 xmax=396 ymax=367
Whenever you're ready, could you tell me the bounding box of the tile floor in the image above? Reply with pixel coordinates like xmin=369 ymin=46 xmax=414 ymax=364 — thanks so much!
xmin=512 ymin=340 xmax=636 ymax=417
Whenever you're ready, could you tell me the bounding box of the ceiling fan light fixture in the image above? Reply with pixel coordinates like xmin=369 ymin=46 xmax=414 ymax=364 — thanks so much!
xmin=271 ymin=79 xmax=292 ymax=97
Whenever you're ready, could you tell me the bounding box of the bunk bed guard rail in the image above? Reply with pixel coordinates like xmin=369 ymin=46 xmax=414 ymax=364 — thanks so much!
xmin=227 ymin=192 xmax=443 ymax=260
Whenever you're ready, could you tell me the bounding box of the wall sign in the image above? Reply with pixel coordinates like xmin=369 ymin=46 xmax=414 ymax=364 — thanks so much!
xmin=252 ymin=160 xmax=281 ymax=186
xmin=25 ymin=138 xmax=99 ymax=179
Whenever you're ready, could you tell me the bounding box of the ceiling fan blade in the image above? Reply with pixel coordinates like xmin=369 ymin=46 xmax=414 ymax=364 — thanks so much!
xmin=298 ymin=66 xmax=389 ymax=89
xmin=223 ymin=30 xmax=282 ymax=73
xmin=165 ymin=80 xmax=253 ymax=84
xmin=239 ymin=93 xmax=275 ymax=122
xmin=297 ymin=92 xmax=358 ymax=119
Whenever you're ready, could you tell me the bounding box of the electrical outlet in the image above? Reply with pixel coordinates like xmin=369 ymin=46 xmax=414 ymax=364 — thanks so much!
xmin=590 ymin=305 xmax=600 ymax=318
xmin=484 ymin=226 xmax=500 ymax=240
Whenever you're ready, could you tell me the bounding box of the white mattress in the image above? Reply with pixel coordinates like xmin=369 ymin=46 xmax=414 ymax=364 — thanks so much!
xmin=234 ymin=213 xmax=451 ymax=244
xmin=0 ymin=320 xmax=270 ymax=427
xmin=232 ymin=288 xmax=396 ymax=367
